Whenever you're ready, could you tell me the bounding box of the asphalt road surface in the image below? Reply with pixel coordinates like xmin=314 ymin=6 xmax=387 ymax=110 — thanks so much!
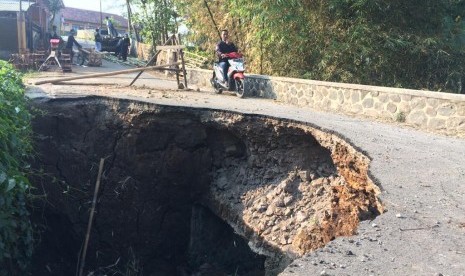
xmin=27 ymin=60 xmax=465 ymax=276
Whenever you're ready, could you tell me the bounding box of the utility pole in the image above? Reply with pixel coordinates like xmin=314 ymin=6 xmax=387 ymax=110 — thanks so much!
xmin=19 ymin=0 xmax=22 ymax=51
xmin=100 ymin=0 xmax=103 ymax=29
xmin=17 ymin=0 xmax=26 ymax=53
xmin=126 ymin=0 xmax=131 ymax=36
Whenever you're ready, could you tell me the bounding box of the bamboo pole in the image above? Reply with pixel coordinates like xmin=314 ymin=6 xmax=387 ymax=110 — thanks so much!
xmin=77 ymin=158 xmax=105 ymax=276
xmin=33 ymin=62 xmax=181 ymax=85
xmin=204 ymin=0 xmax=221 ymax=40
xmin=129 ymin=50 xmax=162 ymax=86
xmin=129 ymin=35 xmax=175 ymax=86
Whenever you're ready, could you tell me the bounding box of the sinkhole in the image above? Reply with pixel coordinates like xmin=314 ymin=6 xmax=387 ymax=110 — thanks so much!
xmin=29 ymin=96 xmax=383 ymax=276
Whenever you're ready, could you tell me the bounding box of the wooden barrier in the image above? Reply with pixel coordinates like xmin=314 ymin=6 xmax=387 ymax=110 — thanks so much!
xmin=33 ymin=62 xmax=181 ymax=85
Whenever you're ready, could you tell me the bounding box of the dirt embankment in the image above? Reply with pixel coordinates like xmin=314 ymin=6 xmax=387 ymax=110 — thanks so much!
xmin=26 ymin=60 xmax=465 ymax=276
xmin=29 ymin=97 xmax=382 ymax=275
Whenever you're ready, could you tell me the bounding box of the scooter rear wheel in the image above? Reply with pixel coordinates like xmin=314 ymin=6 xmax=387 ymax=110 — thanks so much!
xmin=235 ymin=78 xmax=245 ymax=98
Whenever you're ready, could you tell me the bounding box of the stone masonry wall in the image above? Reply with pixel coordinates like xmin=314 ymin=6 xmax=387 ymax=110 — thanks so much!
xmin=186 ymin=68 xmax=465 ymax=138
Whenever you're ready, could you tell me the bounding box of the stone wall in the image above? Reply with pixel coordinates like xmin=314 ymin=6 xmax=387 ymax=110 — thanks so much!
xmin=186 ymin=68 xmax=465 ymax=137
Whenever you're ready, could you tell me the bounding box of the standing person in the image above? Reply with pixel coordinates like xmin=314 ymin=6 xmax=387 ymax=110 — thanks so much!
xmin=50 ymin=25 xmax=60 ymax=39
xmin=94 ymin=28 xmax=102 ymax=52
xmin=48 ymin=25 xmax=64 ymax=52
xmin=106 ymin=16 xmax=118 ymax=37
xmin=215 ymin=29 xmax=238 ymax=85
xmin=64 ymin=29 xmax=82 ymax=63
xmin=115 ymin=37 xmax=122 ymax=58
xmin=120 ymin=34 xmax=131 ymax=61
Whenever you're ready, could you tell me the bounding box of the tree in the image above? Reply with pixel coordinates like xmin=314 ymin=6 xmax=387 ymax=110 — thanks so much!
xmin=131 ymin=0 xmax=179 ymax=46
xmin=172 ymin=0 xmax=465 ymax=93
xmin=45 ymin=0 xmax=64 ymax=28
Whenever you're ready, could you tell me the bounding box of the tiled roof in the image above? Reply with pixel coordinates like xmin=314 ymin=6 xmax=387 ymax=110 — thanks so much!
xmin=62 ymin=7 xmax=128 ymax=28
xmin=0 ymin=0 xmax=62 ymax=12
xmin=0 ymin=0 xmax=34 ymax=12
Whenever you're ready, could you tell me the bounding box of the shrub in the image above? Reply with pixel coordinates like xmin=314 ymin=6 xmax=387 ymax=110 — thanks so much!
xmin=0 ymin=60 xmax=33 ymax=275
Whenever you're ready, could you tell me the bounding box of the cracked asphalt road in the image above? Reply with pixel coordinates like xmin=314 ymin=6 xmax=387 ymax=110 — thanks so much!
xmin=26 ymin=60 xmax=465 ymax=276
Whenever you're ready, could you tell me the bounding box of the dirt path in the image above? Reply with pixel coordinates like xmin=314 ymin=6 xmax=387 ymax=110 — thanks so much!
xmin=26 ymin=60 xmax=465 ymax=276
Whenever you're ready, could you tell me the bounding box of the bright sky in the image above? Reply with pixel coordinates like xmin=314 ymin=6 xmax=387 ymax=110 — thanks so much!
xmin=63 ymin=0 xmax=126 ymax=15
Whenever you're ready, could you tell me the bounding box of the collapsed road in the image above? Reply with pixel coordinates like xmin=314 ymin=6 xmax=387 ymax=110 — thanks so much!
xmin=26 ymin=61 xmax=465 ymax=276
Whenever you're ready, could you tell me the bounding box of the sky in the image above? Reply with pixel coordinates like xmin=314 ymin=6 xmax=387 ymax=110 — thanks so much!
xmin=63 ymin=0 xmax=127 ymax=16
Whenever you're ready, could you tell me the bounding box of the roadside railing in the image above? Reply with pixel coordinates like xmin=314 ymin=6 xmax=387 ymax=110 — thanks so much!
xmin=184 ymin=51 xmax=210 ymax=69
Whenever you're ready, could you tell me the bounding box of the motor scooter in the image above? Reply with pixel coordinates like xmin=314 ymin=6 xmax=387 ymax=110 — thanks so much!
xmin=210 ymin=52 xmax=246 ymax=98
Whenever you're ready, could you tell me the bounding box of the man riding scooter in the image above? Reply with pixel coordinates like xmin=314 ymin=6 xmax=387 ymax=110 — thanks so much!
xmin=216 ymin=29 xmax=238 ymax=86
xmin=211 ymin=29 xmax=246 ymax=97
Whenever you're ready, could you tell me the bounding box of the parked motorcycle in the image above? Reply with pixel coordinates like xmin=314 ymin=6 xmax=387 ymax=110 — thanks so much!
xmin=210 ymin=52 xmax=246 ymax=98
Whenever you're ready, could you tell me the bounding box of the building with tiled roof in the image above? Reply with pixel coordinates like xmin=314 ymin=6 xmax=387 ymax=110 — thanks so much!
xmin=60 ymin=7 xmax=128 ymax=35
xmin=0 ymin=0 xmax=64 ymax=58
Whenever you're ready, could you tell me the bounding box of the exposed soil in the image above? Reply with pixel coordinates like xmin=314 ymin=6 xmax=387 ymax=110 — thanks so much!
xmin=29 ymin=97 xmax=381 ymax=275
xmin=25 ymin=61 xmax=465 ymax=276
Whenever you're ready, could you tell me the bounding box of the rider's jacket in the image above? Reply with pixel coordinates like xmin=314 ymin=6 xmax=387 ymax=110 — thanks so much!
xmin=216 ymin=41 xmax=238 ymax=62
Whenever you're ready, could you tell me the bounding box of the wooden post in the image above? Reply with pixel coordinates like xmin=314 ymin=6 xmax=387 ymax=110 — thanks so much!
xmin=77 ymin=158 xmax=105 ymax=276
xmin=179 ymin=49 xmax=188 ymax=89
xmin=151 ymin=45 xmax=187 ymax=89
xmin=129 ymin=50 xmax=162 ymax=86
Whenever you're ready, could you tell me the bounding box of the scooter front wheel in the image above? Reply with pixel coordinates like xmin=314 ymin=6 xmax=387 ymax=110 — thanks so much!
xmin=211 ymin=77 xmax=223 ymax=94
xmin=234 ymin=78 xmax=245 ymax=98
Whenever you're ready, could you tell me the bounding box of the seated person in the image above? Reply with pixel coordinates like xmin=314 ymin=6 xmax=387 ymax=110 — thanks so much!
xmin=215 ymin=29 xmax=238 ymax=84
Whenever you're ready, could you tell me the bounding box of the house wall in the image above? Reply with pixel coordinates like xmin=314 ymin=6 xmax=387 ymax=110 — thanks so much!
xmin=28 ymin=5 xmax=47 ymax=30
xmin=0 ymin=16 xmax=18 ymax=59
xmin=63 ymin=20 xmax=126 ymax=35
xmin=0 ymin=2 xmax=51 ymax=57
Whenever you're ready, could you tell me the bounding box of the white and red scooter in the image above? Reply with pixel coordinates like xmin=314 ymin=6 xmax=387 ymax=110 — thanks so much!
xmin=211 ymin=52 xmax=246 ymax=98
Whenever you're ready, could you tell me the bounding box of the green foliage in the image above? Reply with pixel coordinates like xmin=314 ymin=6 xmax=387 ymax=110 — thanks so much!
xmin=46 ymin=0 xmax=64 ymax=27
xmin=0 ymin=61 xmax=33 ymax=275
xmin=172 ymin=0 xmax=465 ymax=93
xmin=131 ymin=0 xmax=179 ymax=46
xmin=395 ymin=111 xmax=406 ymax=123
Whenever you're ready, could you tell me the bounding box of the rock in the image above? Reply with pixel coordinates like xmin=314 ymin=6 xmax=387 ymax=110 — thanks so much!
xmin=284 ymin=208 xmax=293 ymax=216
xmin=265 ymin=205 xmax=275 ymax=216
xmin=284 ymin=195 xmax=294 ymax=206
xmin=274 ymin=197 xmax=286 ymax=207
xmin=257 ymin=204 xmax=268 ymax=213
xmin=299 ymin=170 xmax=311 ymax=181
xmin=266 ymin=192 xmax=275 ymax=201
xmin=345 ymin=250 xmax=354 ymax=256
xmin=316 ymin=187 xmax=325 ymax=196
xmin=216 ymin=176 xmax=229 ymax=189
xmin=296 ymin=211 xmax=307 ymax=222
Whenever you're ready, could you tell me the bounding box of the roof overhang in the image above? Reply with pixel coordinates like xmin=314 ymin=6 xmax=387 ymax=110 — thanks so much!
xmin=0 ymin=0 xmax=34 ymax=12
